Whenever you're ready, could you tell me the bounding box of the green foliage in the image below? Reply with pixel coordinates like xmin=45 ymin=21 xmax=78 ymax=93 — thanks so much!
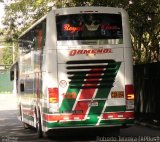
xmin=13 ymin=42 xmax=19 ymax=62
xmin=127 ymin=0 xmax=160 ymax=64
xmin=0 ymin=0 xmax=160 ymax=64
xmin=1 ymin=46 xmax=13 ymax=65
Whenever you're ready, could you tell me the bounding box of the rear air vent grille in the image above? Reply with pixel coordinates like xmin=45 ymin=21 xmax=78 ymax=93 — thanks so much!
xmin=66 ymin=60 xmax=121 ymax=89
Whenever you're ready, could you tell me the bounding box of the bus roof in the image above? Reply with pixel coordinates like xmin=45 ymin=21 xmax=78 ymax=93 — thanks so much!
xmin=19 ymin=6 xmax=126 ymax=39
xmin=19 ymin=14 xmax=47 ymax=39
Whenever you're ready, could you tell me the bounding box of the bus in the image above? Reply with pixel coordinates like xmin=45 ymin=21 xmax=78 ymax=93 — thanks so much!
xmin=10 ymin=6 xmax=134 ymax=137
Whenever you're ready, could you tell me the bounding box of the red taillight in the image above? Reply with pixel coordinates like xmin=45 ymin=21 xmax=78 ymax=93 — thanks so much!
xmin=125 ymin=85 xmax=135 ymax=100
xmin=48 ymin=88 xmax=58 ymax=103
xmin=125 ymin=85 xmax=134 ymax=110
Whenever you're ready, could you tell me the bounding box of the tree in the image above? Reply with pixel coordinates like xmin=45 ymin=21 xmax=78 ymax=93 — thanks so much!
xmin=1 ymin=0 xmax=160 ymax=64
xmin=1 ymin=46 xmax=13 ymax=65
xmin=128 ymin=0 xmax=160 ymax=64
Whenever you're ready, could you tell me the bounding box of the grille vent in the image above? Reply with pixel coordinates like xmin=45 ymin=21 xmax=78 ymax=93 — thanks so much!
xmin=66 ymin=60 xmax=120 ymax=89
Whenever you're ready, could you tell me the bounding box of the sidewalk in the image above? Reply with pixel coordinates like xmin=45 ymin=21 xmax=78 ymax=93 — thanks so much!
xmin=135 ymin=120 xmax=160 ymax=130
xmin=0 ymin=94 xmax=17 ymax=110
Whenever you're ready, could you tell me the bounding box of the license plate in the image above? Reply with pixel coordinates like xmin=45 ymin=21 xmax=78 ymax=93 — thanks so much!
xmin=88 ymin=101 xmax=98 ymax=107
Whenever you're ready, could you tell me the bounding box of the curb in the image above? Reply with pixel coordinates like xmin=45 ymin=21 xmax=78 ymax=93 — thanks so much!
xmin=135 ymin=120 xmax=160 ymax=130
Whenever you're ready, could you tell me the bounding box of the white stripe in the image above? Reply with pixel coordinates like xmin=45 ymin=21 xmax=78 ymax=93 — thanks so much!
xmin=72 ymin=89 xmax=83 ymax=110
xmin=84 ymin=89 xmax=98 ymax=120
xmin=96 ymin=100 xmax=109 ymax=126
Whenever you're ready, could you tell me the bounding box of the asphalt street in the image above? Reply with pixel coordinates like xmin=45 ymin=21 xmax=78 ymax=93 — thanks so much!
xmin=0 ymin=94 xmax=160 ymax=142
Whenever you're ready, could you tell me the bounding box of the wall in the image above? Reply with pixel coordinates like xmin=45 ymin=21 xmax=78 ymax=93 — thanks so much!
xmin=0 ymin=71 xmax=13 ymax=94
xmin=134 ymin=63 xmax=160 ymax=124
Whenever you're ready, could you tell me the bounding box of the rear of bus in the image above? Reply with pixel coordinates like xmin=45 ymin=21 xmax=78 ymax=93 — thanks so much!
xmin=45 ymin=7 xmax=134 ymax=131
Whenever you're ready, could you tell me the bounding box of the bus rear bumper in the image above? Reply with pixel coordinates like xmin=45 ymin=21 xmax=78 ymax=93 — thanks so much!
xmin=43 ymin=118 xmax=134 ymax=131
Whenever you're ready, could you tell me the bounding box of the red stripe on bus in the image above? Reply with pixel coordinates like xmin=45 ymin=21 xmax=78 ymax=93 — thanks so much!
xmin=43 ymin=114 xmax=84 ymax=122
xmin=73 ymin=69 xmax=104 ymax=116
xmin=102 ymin=112 xmax=134 ymax=119
xmin=22 ymin=109 xmax=35 ymax=117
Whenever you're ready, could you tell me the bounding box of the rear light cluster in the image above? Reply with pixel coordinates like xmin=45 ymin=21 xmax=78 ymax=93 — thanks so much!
xmin=125 ymin=85 xmax=135 ymax=110
xmin=48 ymin=88 xmax=59 ymax=113
xmin=48 ymin=88 xmax=58 ymax=103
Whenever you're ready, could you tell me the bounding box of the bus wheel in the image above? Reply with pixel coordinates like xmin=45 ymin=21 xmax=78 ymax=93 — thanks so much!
xmin=18 ymin=105 xmax=22 ymax=121
xmin=36 ymin=109 xmax=43 ymax=138
xmin=43 ymin=131 xmax=49 ymax=138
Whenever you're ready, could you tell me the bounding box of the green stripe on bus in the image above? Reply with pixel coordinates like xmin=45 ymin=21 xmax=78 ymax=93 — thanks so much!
xmin=59 ymin=88 xmax=81 ymax=112
xmin=88 ymin=101 xmax=106 ymax=115
xmin=104 ymin=105 xmax=126 ymax=112
xmin=44 ymin=120 xmax=97 ymax=128
xmin=100 ymin=119 xmax=134 ymax=126
xmin=59 ymin=72 xmax=87 ymax=112
xmin=95 ymin=88 xmax=111 ymax=99
xmin=86 ymin=62 xmax=121 ymax=124
xmin=23 ymin=114 xmax=34 ymax=122
xmin=95 ymin=62 xmax=121 ymax=99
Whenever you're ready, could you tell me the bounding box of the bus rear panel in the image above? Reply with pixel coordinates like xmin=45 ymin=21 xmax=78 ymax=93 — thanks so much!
xmin=44 ymin=7 xmax=134 ymax=130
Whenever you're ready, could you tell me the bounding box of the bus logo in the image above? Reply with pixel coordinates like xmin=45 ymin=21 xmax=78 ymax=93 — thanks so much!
xmin=63 ymin=24 xmax=82 ymax=33
xmin=69 ymin=49 xmax=112 ymax=56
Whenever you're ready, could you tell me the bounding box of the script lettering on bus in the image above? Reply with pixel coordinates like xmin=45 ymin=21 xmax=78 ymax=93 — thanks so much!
xmin=101 ymin=24 xmax=120 ymax=30
xmin=63 ymin=24 xmax=82 ymax=33
xmin=69 ymin=49 xmax=112 ymax=56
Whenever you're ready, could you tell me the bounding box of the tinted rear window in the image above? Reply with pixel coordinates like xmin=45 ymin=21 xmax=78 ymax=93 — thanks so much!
xmin=56 ymin=13 xmax=123 ymax=42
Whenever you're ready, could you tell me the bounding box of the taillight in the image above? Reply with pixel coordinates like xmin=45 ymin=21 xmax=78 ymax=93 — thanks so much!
xmin=48 ymin=88 xmax=58 ymax=103
xmin=125 ymin=85 xmax=134 ymax=110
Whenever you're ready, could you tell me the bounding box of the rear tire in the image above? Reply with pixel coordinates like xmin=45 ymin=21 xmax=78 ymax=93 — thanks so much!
xmin=36 ymin=109 xmax=43 ymax=138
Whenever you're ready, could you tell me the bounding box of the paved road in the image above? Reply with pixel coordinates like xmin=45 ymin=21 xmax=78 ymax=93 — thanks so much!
xmin=0 ymin=94 xmax=160 ymax=142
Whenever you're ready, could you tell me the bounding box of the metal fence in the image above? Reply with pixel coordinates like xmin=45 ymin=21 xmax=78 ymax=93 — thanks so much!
xmin=0 ymin=65 xmax=13 ymax=94
xmin=134 ymin=63 xmax=160 ymax=125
